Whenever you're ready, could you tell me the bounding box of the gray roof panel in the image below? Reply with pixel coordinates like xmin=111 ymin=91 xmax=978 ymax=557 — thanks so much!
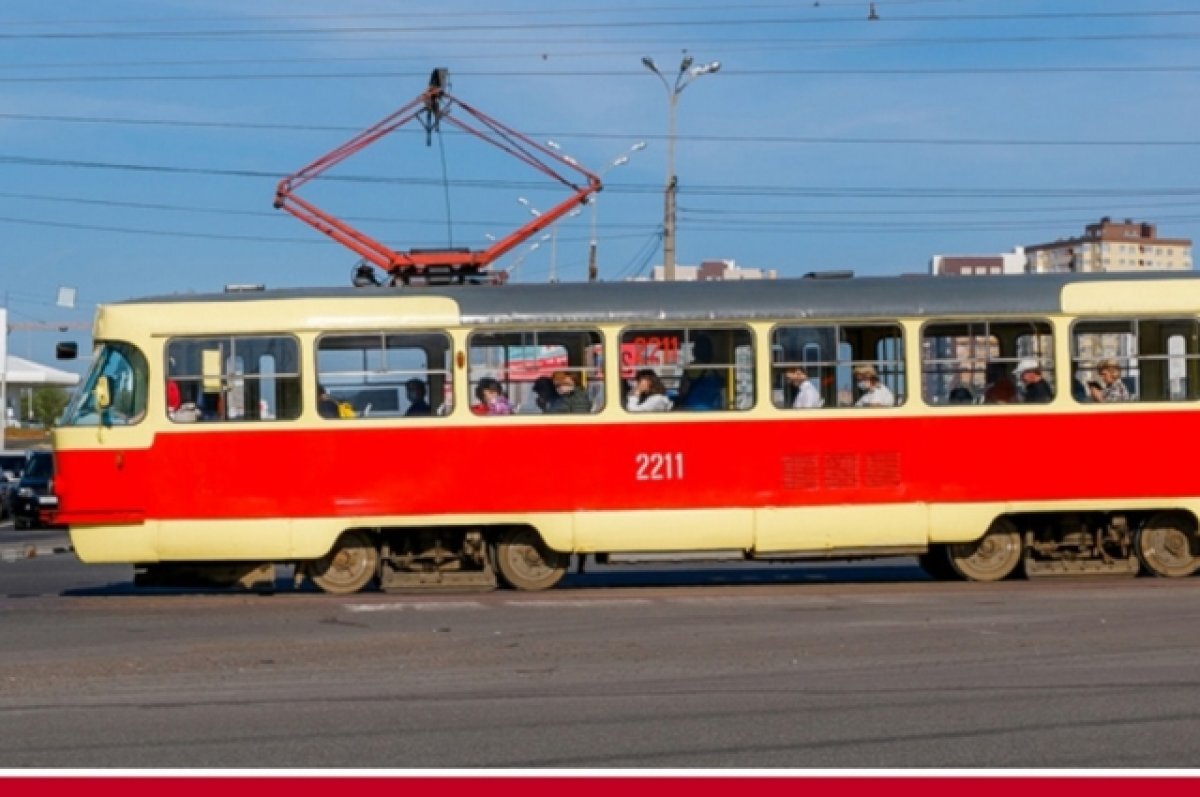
xmin=121 ymin=272 xmax=1200 ymax=325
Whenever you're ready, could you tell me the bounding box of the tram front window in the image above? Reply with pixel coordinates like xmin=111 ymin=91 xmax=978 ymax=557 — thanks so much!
xmin=62 ymin=342 xmax=149 ymax=427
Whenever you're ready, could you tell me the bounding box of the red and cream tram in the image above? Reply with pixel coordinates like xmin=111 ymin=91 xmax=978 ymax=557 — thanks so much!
xmin=50 ymin=273 xmax=1200 ymax=592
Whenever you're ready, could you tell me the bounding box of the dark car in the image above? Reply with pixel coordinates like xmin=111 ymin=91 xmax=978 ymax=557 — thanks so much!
xmin=10 ymin=450 xmax=57 ymax=530
xmin=0 ymin=452 xmax=26 ymax=521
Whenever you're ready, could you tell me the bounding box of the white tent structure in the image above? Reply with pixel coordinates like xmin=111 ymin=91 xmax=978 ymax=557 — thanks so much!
xmin=1 ymin=354 xmax=81 ymax=450
xmin=3 ymin=354 xmax=81 ymax=388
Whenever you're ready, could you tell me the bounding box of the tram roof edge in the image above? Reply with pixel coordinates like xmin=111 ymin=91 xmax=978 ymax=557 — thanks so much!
xmin=117 ymin=272 xmax=1200 ymax=324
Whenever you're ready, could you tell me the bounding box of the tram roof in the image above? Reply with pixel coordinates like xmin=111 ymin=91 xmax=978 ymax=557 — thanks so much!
xmin=123 ymin=271 xmax=1200 ymax=324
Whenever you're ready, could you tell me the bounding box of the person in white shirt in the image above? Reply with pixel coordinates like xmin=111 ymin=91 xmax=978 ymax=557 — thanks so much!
xmin=785 ymin=366 xmax=823 ymax=409
xmin=626 ymin=369 xmax=674 ymax=412
xmin=854 ymin=366 xmax=896 ymax=407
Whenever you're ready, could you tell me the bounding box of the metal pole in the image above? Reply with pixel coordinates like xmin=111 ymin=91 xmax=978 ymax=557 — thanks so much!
xmin=587 ymin=204 xmax=599 ymax=282
xmin=0 ymin=304 xmax=7 ymax=452
xmin=663 ymin=92 xmax=678 ymax=282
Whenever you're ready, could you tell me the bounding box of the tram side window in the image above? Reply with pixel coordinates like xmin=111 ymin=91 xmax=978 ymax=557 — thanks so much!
xmin=165 ymin=336 xmax=301 ymax=422
xmin=316 ymin=332 xmax=453 ymax=419
xmin=467 ymin=329 xmax=604 ymax=415
xmin=772 ymin=324 xmax=905 ymax=409
xmin=621 ymin=327 xmax=754 ymax=412
xmin=921 ymin=320 xmax=1054 ymax=406
xmin=1071 ymin=318 xmax=1200 ymax=403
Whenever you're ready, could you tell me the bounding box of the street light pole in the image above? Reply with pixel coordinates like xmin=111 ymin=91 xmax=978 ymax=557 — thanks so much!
xmin=642 ymin=54 xmax=720 ymax=281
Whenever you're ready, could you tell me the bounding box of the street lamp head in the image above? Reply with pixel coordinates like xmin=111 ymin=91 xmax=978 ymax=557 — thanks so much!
xmin=708 ymin=61 xmax=721 ymax=73
xmin=680 ymin=54 xmax=694 ymax=72
xmin=641 ymin=56 xmax=659 ymax=73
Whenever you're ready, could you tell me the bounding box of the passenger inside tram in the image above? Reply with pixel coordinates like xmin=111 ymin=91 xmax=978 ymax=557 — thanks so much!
xmin=1086 ymin=359 xmax=1132 ymax=403
xmin=783 ymin=365 xmax=822 ymax=409
xmin=404 ymin=379 xmax=432 ymax=416
xmin=626 ymin=369 xmax=673 ymax=412
xmin=982 ymin=363 xmax=1018 ymax=404
xmin=1014 ymin=358 xmax=1054 ymax=403
xmin=546 ymin=371 xmax=591 ymax=413
xmin=317 ymin=385 xmax=341 ymax=419
xmin=474 ymin=377 xmax=513 ymax=416
xmin=947 ymin=386 xmax=974 ymax=404
xmin=853 ymin=366 xmax=896 ymax=407
xmin=677 ymin=336 xmax=725 ymax=410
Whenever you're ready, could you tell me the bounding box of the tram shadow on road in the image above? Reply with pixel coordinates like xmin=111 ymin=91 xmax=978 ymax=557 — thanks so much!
xmin=55 ymin=559 xmax=933 ymax=597
xmin=558 ymin=558 xmax=930 ymax=590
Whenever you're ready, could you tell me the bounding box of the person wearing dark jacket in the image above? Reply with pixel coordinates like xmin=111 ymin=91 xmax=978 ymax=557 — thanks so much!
xmin=546 ymin=371 xmax=591 ymax=413
xmin=1014 ymin=358 xmax=1053 ymax=403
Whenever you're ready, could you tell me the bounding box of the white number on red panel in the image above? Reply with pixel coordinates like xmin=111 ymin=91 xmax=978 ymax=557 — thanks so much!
xmin=635 ymin=452 xmax=685 ymax=481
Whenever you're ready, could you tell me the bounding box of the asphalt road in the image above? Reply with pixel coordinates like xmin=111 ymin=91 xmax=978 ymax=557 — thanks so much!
xmin=3 ymin=520 xmax=1200 ymax=769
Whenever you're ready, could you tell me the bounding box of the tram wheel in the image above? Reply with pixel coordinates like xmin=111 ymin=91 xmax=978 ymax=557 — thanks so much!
xmin=1135 ymin=512 xmax=1200 ymax=578
xmin=917 ymin=545 xmax=961 ymax=581
xmin=308 ymin=530 xmax=379 ymax=594
xmin=947 ymin=519 xmax=1023 ymax=582
xmin=494 ymin=527 xmax=568 ymax=591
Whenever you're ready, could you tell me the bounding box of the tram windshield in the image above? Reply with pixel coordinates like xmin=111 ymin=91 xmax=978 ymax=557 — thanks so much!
xmin=62 ymin=341 xmax=149 ymax=427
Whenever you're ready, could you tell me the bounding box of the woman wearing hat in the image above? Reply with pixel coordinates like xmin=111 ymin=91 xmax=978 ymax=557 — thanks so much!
xmin=853 ymin=366 xmax=895 ymax=407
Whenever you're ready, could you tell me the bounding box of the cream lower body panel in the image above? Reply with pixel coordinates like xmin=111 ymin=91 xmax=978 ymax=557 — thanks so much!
xmin=68 ymin=498 xmax=1200 ymax=564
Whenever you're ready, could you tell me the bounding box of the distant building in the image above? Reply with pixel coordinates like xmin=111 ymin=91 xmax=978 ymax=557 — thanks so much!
xmin=643 ymin=259 xmax=777 ymax=282
xmin=931 ymin=248 xmax=1026 ymax=276
xmin=1025 ymin=217 xmax=1192 ymax=273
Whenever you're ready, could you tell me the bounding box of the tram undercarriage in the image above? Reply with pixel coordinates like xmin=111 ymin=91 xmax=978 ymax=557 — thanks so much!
xmin=132 ymin=510 xmax=1199 ymax=594
xmin=921 ymin=510 xmax=1200 ymax=582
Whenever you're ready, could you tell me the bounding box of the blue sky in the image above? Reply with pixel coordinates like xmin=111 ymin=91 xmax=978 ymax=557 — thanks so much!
xmin=2 ymin=0 xmax=1199 ymax=369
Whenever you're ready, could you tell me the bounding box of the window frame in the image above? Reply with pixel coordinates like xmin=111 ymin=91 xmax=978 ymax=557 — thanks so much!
xmin=619 ymin=323 xmax=756 ymax=413
xmin=314 ymin=329 xmax=455 ymax=420
xmin=466 ymin=327 xmax=607 ymax=417
xmin=164 ymin=333 xmax=302 ymax=423
xmin=770 ymin=321 xmax=907 ymax=410
xmin=918 ymin=317 xmax=1056 ymax=408
xmin=1068 ymin=316 xmax=1200 ymax=405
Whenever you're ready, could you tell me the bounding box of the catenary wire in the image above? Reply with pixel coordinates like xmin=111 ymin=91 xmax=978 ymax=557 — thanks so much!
xmin=0 ymin=113 xmax=1196 ymax=148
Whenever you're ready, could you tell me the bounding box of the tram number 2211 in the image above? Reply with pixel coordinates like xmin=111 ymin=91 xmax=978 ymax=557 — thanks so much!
xmin=635 ymin=451 xmax=685 ymax=481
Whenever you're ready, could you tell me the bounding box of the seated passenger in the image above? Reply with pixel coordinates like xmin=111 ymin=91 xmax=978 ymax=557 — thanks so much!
xmin=1013 ymin=358 xmax=1053 ymax=403
xmin=982 ymin=362 xmax=1017 ymax=404
xmin=546 ymin=371 xmax=591 ymax=414
xmin=530 ymin=376 xmax=556 ymax=413
xmin=784 ymin=366 xmax=822 ymax=409
xmin=947 ymin=386 xmax=974 ymax=405
xmin=404 ymin=378 xmax=432 ymax=416
xmin=626 ymin=369 xmax=673 ymax=412
xmin=317 ymin=385 xmax=340 ymax=419
xmin=854 ymin=367 xmax=896 ymax=407
xmin=475 ymin=377 xmax=513 ymax=416
xmin=677 ymin=336 xmax=725 ymax=410
xmin=1087 ymin=359 xmax=1131 ymax=403
xmin=166 ymin=379 xmax=182 ymax=414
